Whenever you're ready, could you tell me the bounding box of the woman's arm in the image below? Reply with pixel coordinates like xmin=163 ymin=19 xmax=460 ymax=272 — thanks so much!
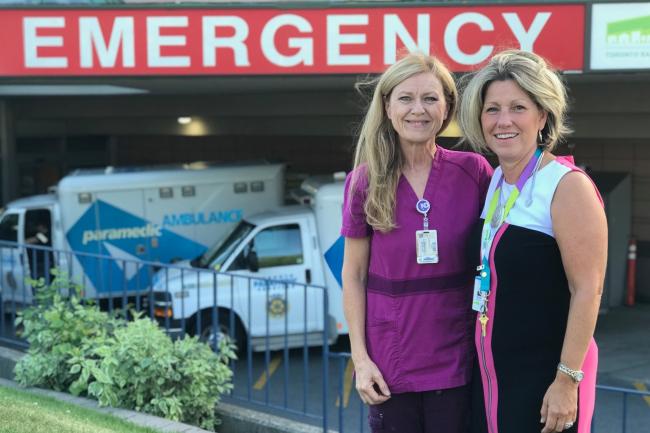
xmin=342 ymin=236 xmax=391 ymax=405
xmin=541 ymin=171 xmax=607 ymax=433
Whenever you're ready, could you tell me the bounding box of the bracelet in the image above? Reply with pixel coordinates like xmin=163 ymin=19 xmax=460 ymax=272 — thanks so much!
xmin=557 ymin=362 xmax=584 ymax=384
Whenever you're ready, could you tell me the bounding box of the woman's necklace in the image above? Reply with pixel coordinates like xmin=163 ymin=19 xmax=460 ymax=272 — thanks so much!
xmin=490 ymin=150 xmax=545 ymax=230
xmin=490 ymin=187 xmax=506 ymax=230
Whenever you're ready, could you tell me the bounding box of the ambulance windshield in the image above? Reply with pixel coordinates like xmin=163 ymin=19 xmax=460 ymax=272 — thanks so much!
xmin=198 ymin=221 xmax=255 ymax=269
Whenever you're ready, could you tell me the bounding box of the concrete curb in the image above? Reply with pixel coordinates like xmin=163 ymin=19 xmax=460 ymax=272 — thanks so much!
xmin=0 ymin=345 xmax=23 ymax=380
xmin=217 ymin=402 xmax=336 ymax=433
xmin=0 ymin=346 xmax=335 ymax=433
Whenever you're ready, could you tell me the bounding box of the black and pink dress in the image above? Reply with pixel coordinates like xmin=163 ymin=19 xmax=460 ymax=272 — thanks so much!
xmin=470 ymin=158 xmax=598 ymax=433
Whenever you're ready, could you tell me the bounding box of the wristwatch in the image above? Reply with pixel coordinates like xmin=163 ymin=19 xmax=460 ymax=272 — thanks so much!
xmin=557 ymin=362 xmax=584 ymax=384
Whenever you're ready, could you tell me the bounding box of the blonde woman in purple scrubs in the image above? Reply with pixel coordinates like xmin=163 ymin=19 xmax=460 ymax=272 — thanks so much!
xmin=341 ymin=52 xmax=493 ymax=433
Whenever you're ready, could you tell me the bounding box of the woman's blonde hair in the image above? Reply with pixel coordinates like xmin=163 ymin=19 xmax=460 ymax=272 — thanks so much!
xmin=352 ymin=52 xmax=457 ymax=233
xmin=458 ymin=49 xmax=571 ymax=153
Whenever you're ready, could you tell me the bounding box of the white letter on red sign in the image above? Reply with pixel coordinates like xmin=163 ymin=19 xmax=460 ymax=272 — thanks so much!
xmin=79 ymin=17 xmax=135 ymax=68
xmin=444 ymin=13 xmax=493 ymax=65
xmin=147 ymin=16 xmax=190 ymax=68
xmin=23 ymin=17 xmax=68 ymax=68
xmin=202 ymin=16 xmax=249 ymax=67
xmin=261 ymin=14 xmax=313 ymax=67
xmin=327 ymin=15 xmax=370 ymax=66
xmin=502 ymin=12 xmax=551 ymax=52
xmin=384 ymin=14 xmax=430 ymax=65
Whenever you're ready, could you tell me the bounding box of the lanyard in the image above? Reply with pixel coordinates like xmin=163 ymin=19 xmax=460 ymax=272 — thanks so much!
xmin=478 ymin=148 xmax=543 ymax=295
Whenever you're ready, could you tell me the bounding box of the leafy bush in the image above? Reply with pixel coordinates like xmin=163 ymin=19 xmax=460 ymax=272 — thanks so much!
xmin=14 ymin=271 xmax=237 ymax=431
xmin=14 ymin=271 xmax=120 ymax=392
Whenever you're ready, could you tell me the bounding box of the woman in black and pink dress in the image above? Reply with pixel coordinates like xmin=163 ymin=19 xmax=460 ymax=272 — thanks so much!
xmin=458 ymin=50 xmax=607 ymax=433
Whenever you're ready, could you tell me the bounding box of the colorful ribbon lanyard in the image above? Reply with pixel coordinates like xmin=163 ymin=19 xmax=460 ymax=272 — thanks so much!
xmin=478 ymin=148 xmax=543 ymax=297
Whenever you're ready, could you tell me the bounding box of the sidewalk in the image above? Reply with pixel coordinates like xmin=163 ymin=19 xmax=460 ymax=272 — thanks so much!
xmin=595 ymin=302 xmax=650 ymax=387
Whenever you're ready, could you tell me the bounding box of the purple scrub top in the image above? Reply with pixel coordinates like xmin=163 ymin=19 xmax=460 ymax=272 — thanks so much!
xmin=342 ymin=146 xmax=492 ymax=393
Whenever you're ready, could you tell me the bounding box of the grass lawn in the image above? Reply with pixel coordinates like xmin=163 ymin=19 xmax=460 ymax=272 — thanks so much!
xmin=0 ymin=385 xmax=161 ymax=433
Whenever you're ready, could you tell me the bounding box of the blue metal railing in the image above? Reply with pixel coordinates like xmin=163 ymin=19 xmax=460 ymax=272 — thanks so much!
xmin=0 ymin=241 xmax=337 ymax=426
xmin=593 ymin=384 xmax=650 ymax=433
xmin=1 ymin=241 xmax=649 ymax=433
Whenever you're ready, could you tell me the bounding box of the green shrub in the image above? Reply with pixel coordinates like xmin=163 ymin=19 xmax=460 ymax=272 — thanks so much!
xmin=14 ymin=271 xmax=237 ymax=431
xmin=14 ymin=271 xmax=120 ymax=392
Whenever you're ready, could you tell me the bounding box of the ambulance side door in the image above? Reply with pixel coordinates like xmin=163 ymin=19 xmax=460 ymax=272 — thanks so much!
xmin=0 ymin=210 xmax=27 ymax=304
xmin=225 ymin=220 xmax=321 ymax=337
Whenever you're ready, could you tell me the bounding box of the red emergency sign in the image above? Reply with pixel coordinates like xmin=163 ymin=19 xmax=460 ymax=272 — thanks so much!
xmin=0 ymin=5 xmax=585 ymax=76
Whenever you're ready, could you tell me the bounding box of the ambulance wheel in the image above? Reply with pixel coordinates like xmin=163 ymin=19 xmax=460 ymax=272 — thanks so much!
xmin=195 ymin=309 xmax=246 ymax=354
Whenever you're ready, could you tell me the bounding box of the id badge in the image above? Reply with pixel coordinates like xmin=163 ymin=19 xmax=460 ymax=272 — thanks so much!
xmin=416 ymin=229 xmax=438 ymax=264
xmin=472 ymin=277 xmax=485 ymax=312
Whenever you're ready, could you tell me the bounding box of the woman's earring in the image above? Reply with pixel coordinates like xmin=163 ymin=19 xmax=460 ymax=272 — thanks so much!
xmin=538 ymin=130 xmax=544 ymax=144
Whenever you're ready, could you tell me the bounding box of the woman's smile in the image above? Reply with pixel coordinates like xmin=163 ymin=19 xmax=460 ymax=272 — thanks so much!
xmin=480 ymin=79 xmax=547 ymax=163
xmin=385 ymin=72 xmax=448 ymax=147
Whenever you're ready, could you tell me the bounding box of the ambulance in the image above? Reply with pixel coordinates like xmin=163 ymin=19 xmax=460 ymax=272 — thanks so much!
xmin=150 ymin=174 xmax=347 ymax=351
xmin=0 ymin=162 xmax=284 ymax=304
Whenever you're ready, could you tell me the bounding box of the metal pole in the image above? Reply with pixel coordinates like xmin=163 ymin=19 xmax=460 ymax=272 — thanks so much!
xmin=303 ymin=283 xmax=309 ymax=414
xmin=338 ymin=355 xmax=344 ymax=433
xmin=622 ymin=392 xmax=627 ymax=433
xmin=322 ymin=288 xmax=329 ymax=433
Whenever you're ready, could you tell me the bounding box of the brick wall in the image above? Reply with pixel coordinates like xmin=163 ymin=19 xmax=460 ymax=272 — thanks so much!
xmin=573 ymin=139 xmax=650 ymax=241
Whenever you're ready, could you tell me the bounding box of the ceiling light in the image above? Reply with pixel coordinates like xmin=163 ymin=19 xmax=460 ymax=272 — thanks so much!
xmin=177 ymin=116 xmax=192 ymax=125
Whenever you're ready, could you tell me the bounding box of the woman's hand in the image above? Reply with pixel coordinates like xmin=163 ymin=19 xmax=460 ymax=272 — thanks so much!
xmin=343 ymin=236 xmax=390 ymax=405
xmin=354 ymin=357 xmax=391 ymax=405
xmin=540 ymin=374 xmax=578 ymax=433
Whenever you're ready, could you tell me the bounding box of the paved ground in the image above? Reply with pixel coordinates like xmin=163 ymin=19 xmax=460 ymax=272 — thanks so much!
xmin=585 ymin=303 xmax=650 ymax=433
xmin=220 ymin=303 xmax=650 ymax=433
xmin=595 ymin=303 xmax=650 ymax=387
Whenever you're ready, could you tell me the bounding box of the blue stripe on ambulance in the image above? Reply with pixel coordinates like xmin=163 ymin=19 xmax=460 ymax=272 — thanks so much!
xmin=66 ymin=200 xmax=206 ymax=294
xmin=324 ymin=235 xmax=344 ymax=288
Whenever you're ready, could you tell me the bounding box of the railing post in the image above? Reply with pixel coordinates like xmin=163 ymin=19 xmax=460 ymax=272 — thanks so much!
xmin=246 ymin=275 xmax=252 ymax=401
xmin=10 ymin=248 xmax=16 ymax=334
xmin=360 ymin=394 xmax=365 ymax=433
xmin=264 ymin=278 xmax=270 ymax=405
xmin=622 ymin=392 xmax=627 ymax=433
xmin=303 ymin=283 xmax=309 ymax=414
xmin=322 ymin=287 xmax=329 ymax=433
xmin=164 ymin=267 xmax=171 ymax=332
xmin=338 ymin=355 xmax=344 ymax=433
xmin=0 ymin=272 xmax=4 ymax=340
xmin=283 ymin=282 xmax=289 ymax=409
xmin=0 ymin=245 xmax=5 ymax=339
xmin=180 ymin=268 xmax=186 ymax=337
xmin=211 ymin=271 xmax=218 ymax=352
xmin=108 ymin=257 xmax=114 ymax=314
xmin=147 ymin=264 xmax=154 ymax=319
xmin=121 ymin=259 xmax=127 ymax=318
xmin=44 ymin=247 xmax=51 ymax=287
xmin=135 ymin=261 xmax=142 ymax=311
xmin=196 ymin=270 xmax=201 ymax=337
